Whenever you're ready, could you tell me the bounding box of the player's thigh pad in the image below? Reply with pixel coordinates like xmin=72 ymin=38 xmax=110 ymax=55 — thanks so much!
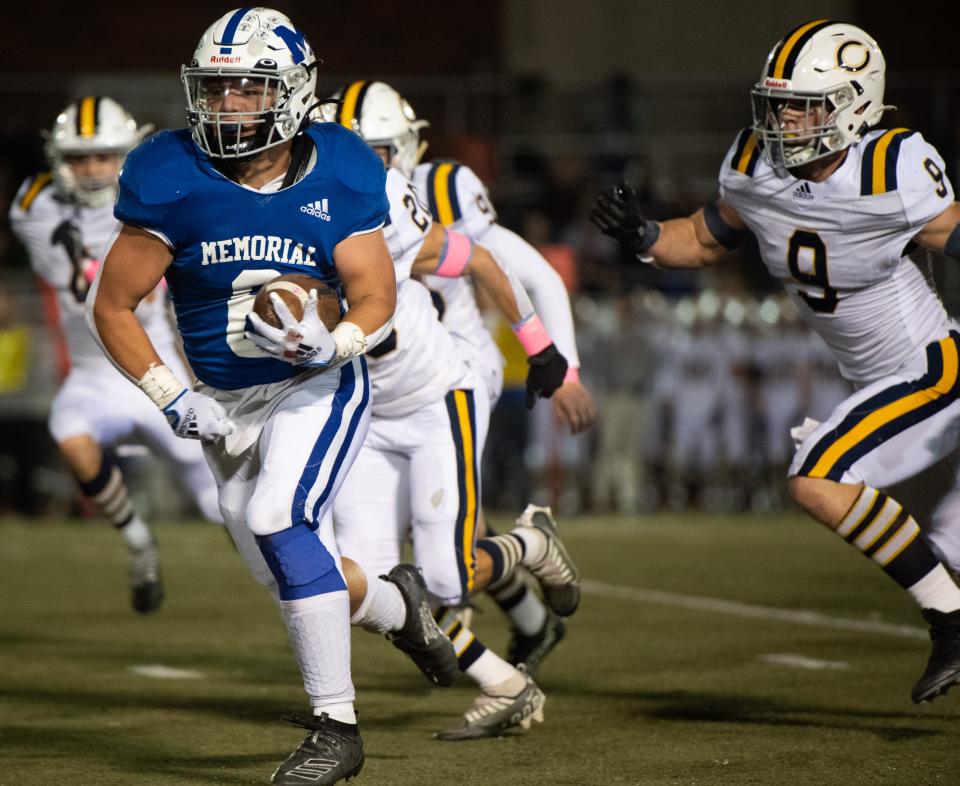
xmin=790 ymin=333 xmax=960 ymax=486
xmin=333 ymin=437 xmax=410 ymax=577
xmin=246 ymin=358 xmax=371 ymax=540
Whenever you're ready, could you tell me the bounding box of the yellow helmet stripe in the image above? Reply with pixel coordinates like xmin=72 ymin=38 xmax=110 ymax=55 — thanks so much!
xmin=432 ymin=163 xmax=456 ymax=226
xmin=771 ymin=19 xmax=830 ymax=79
xmin=807 ymin=336 xmax=959 ymax=479
xmin=337 ymin=81 xmax=367 ymax=130
xmin=78 ymin=96 xmax=98 ymax=138
xmin=19 ymin=172 xmax=53 ymax=211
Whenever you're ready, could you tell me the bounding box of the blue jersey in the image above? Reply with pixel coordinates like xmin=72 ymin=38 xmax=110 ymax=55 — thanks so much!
xmin=115 ymin=123 xmax=389 ymax=390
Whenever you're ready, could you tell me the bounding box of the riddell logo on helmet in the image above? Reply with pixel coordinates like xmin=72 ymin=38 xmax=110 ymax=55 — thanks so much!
xmin=763 ymin=78 xmax=790 ymax=88
xmin=210 ymin=55 xmax=241 ymax=64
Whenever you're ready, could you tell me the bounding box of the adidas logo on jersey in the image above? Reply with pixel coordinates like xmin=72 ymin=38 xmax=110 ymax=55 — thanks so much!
xmin=301 ymin=198 xmax=332 ymax=221
xmin=792 ymin=182 xmax=815 ymax=202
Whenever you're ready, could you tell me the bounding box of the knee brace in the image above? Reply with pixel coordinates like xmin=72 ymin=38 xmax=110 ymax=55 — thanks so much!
xmin=256 ymin=524 xmax=346 ymax=601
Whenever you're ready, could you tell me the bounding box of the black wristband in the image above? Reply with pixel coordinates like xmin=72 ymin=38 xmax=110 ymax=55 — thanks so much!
xmin=703 ymin=202 xmax=746 ymax=250
xmin=626 ymin=219 xmax=660 ymax=258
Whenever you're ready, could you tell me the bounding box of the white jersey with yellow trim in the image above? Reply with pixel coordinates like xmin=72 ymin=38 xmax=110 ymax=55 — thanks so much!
xmin=366 ymin=278 xmax=473 ymax=419
xmin=383 ymin=167 xmax=433 ymax=284
xmin=9 ymin=174 xmax=176 ymax=372
xmin=370 ymin=169 xmax=473 ymax=417
xmin=719 ymin=128 xmax=955 ymax=386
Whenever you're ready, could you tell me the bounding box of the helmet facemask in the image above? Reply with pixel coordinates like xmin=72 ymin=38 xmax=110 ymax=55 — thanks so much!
xmin=183 ymin=64 xmax=314 ymax=159
xmin=750 ymin=83 xmax=858 ymax=174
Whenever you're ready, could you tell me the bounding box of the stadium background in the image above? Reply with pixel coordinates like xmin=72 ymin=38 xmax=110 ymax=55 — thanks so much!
xmin=1 ymin=0 xmax=958 ymax=518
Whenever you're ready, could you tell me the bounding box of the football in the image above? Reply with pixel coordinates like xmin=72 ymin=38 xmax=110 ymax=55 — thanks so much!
xmin=251 ymin=273 xmax=341 ymax=331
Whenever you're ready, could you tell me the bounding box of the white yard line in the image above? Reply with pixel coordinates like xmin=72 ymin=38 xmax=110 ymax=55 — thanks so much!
xmin=759 ymin=653 xmax=850 ymax=671
xmin=129 ymin=664 xmax=205 ymax=680
xmin=581 ymin=580 xmax=927 ymax=640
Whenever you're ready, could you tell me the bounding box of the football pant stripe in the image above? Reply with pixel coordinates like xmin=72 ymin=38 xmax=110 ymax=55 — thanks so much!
xmin=445 ymin=388 xmax=479 ymax=597
xmin=307 ymin=357 xmax=370 ymax=527
xmin=800 ymin=333 xmax=960 ymax=480
xmin=19 ymin=172 xmax=53 ymax=212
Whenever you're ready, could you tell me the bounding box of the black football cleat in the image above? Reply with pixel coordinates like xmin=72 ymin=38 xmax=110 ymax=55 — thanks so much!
xmin=911 ymin=608 xmax=960 ymax=704
xmin=506 ymin=609 xmax=566 ymax=677
xmin=271 ymin=713 xmax=364 ymax=785
xmin=383 ymin=564 xmax=459 ymax=687
xmin=515 ymin=505 xmax=581 ymax=617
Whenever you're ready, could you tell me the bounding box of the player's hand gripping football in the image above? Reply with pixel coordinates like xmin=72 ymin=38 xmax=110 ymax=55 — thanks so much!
xmin=526 ymin=344 xmax=568 ymax=409
xmin=245 ymin=290 xmax=336 ymax=368
xmin=589 ymin=182 xmax=658 ymax=255
xmin=162 ymin=390 xmax=234 ymax=442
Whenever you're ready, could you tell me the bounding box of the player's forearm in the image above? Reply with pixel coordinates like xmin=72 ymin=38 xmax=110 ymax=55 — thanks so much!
xmin=468 ymin=244 xmax=525 ymax=324
xmin=647 ymin=215 xmax=725 ymax=270
xmin=478 ymin=224 xmax=581 ymax=367
xmin=90 ymin=299 xmax=165 ymax=382
xmin=341 ymin=292 xmax=396 ymax=344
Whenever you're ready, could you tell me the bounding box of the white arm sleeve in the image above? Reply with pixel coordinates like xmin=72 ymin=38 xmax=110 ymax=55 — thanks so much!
xmin=477 ymin=222 xmax=581 ymax=367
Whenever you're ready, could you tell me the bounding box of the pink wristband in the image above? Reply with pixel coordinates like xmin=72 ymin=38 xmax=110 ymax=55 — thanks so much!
xmin=513 ymin=314 xmax=553 ymax=356
xmin=563 ymin=366 xmax=580 ymax=384
xmin=434 ymin=230 xmax=473 ymax=278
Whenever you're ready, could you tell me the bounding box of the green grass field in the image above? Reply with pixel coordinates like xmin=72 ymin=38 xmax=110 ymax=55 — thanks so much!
xmin=2 ymin=512 xmax=959 ymax=785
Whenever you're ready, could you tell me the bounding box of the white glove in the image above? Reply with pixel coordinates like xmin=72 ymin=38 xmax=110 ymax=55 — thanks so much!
xmin=162 ymin=389 xmax=235 ymax=441
xmin=245 ymin=290 xmax=336 ymax=368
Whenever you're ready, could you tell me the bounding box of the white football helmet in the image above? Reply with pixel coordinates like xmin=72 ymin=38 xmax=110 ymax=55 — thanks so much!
xmin=750 ymin=20 xmax=893 ymax=174
xmin=44 ymin=96 xmax=151 ymax=208
xmin=316 ymin=80 xmax=428 ymax=177
xmin=182 ymin=7 xmax=317 ymax=158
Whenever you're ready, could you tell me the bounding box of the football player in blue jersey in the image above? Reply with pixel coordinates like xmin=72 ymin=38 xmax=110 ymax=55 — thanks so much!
xmin=87 ymin=8 xmax=454 ymax=785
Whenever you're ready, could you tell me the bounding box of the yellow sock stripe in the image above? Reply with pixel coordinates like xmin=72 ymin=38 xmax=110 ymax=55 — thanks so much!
xmin=772 ymin=20 xmax=830 ymax=79
xmin=734 ymin=134 xmax=757 ymax=175
xmin=338 ymin=81 xmax=366 ymax=130
xmin=809 ymin=337 xmax=959 ymax=478
xmin=433 ymin=163 xmax=456 ymax=226
xmin=872 ymin=516 xmax=920 ymax=567
xmin=852 ymin=498 xmax=901 ymax=551
xmin=454 ymin=390 xmax=477 ymax=591
xmin=18 ymin=172 xmax=53 ymax=211
xmin=79 ymin=96 xmax=97 ymax=138
xmin=451 ymin=627 xmax=475 ymax=657
xmin=870 ymin=128 xmax=909 ymax=195
xmin=836 ymin=487 xmax=880 ymax=538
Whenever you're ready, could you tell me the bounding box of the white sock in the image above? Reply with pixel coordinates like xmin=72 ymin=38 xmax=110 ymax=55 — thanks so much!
xmin=510 ymin=590 xmax=548 ymax=636
xmin=314 ymin=702 xmax=357 ymax=725
xmin=350 ymin=572 xmax=406 ymax=634
xmin=121 ymin=515 xmax=152 ymax=551
xmin=279 ymin=590 xmax=355 ymax=709
xmin=908 ymin=565 xmax=960 ymax=612
xmin=464 ymin=649 xmax=523 ymax=693
xmin=514 ymin=527 xmax=548 ymax=566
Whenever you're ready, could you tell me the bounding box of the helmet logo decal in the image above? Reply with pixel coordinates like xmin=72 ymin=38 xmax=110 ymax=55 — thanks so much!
xmin=836 ymin=41 xmax=870 ymax=72
xmin=273 ymin=26 xmax=309 ymax=65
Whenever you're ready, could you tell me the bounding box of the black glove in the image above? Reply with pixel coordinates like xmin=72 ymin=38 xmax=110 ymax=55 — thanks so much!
xmin=589 ymin=182 xmax=659 ymax=256
xmin=526 ymin=344 xmax=568 ymax=409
